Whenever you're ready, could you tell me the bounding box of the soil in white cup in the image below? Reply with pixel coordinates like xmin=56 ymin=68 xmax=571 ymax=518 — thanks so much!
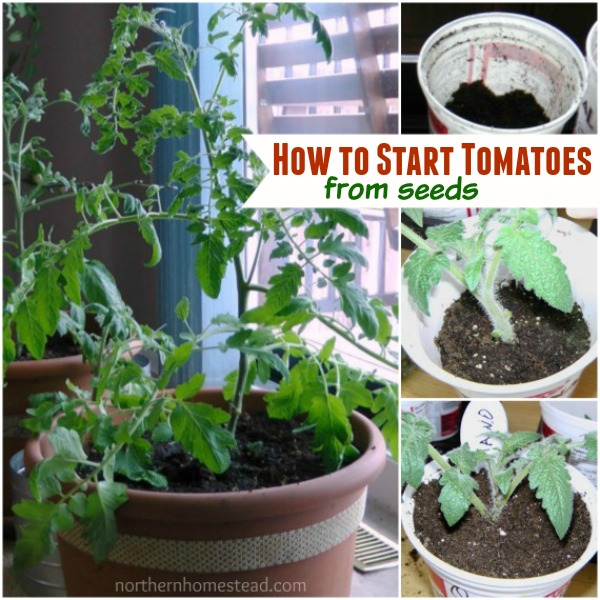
xmin=445 ymin=80 xmax=550 ymax=128
xmin=436 ymin=282 xmax=591 ymax=385
xmin=412 ymin=471 xmax=591 ymax=578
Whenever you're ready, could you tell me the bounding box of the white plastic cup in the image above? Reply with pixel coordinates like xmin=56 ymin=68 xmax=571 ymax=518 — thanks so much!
xmin=418 ymin=13 xmax=588 ymax=134
xmin=540 ymin=401 xmax=597 ymax=487
xmin=575 ymin=22 xmax=598 ymax=133
xmin=401 ymin=217 xmax=597 ymax=398
xmin=401 ymin=461 xmax=597 ymax=597
xmin=401 ymin=401 xmax=462 ymax=441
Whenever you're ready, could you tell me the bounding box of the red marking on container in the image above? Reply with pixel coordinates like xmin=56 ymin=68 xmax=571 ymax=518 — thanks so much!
xmin=545 ymin=580 xmax=571 ymax=597
xmin=541 ymin=419 xmax=556 ymax=438
xmin=467 ymin=44 xmax=475 ymax=83
xmin=429 ymin=108 xmax=449 ymax=133
xmin=479 ymin=42 xmax=564 ymax=116
xmin=441 ymin=407 xmax=461 ymax=438
xmin=428 ymin=567 xmax=447 ymax=596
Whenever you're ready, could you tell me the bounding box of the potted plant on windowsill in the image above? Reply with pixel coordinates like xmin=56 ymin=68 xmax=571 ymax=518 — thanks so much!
xmin=12 ymin=4 xmax=398 ymax=596
xmin=401 ymin=208 xmax=597 ymax=398
xmin=1 ymin=71 xmax=187 ymax=517
xmin=401 ymin=411 xmax=597 ymax=598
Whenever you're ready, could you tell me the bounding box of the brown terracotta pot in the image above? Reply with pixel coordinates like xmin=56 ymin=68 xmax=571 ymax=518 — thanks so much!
xmin=24 ymin=389 xmax=388 ymax=597
xmin=4 ymin=355 xmax=93 ymax=520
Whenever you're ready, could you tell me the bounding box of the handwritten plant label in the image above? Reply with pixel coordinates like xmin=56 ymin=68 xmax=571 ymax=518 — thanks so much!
xmin=460 ymin=401 xmax=508 ymax=454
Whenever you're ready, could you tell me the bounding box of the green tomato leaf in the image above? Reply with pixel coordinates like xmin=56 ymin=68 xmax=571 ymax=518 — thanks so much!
xmin=315 ymin=209 xmax=368 ymax=236
xmin=196 ymin=233 xmax=226 ymax=299
xmin=31 ymin=266 xmax=63 ymax=336
xmin=426 ymin=221 xmax=464 ymax=248
xmin=115 ymin=443 xmax=167 ymax=489
xmin=175 ymin=296 xmax=190 ymax=321
xmin=372 ymin=299 xmax=393 ymax=345
xmin=175 ymin=373 xmax=206 ymax=401
xmin=583 ymin=432 xmax=597 ymax=462
xmin=493 ymin=431 xmax=540 ymax=462
xmin=62 ymin=236 xmax=89 ymax=304
xmin=338 ymin=283 xmax=378 ymax=339
xmin=3 ymin=323 xmax=16 ymax=371
xmin=308 ymin=393 xmax=352 ymax=471
xmin=339 ymin=380 xmax=372 ymax=411
xmin=311 ymin=15 xmax=332 ymax=61
xmin=14 ymin=299 xmax=46 ymax=359
xmin=495 ymin=227 xmax=573 ymax=312
xmin=305 ymin=221 xmax=334 ymax=239
xmin=30 ymin=457 xmax=78 ymax=500
xmin=464 ymin=252 xmax=484 ymax=293
xmin=528 ymin=445 xmax=573 ymax=540
xmin=139 ymin=218 xmax=162 ymax=267
xmin=81 ymin=259 xmax=124 ymax=308
xmin=318 ymin=235 xmax=367 ymax=267
xmin=496 ymin=467 xmax=514 ymax=496
xmin=446 ymin=444 xmax=488 ymax=475
xmin=48 ymin=427 xmax=87 ymax=461
xmin=400 ymin=411 xmax=434 ymax=488
xmin=154 ymin=47 xmax=186 ymax=80
xmin=403 ymin=209 xmax=423 ymax=227
xmin=170 ymin=401 xmax=236 ymax=474
xmin=158 ymin=342 xmax=195 ymax=388
xmin=12 ymin=501 xmax=58 ymax=570
xmin=372 ymin=385 xmax=398 ymax=461
xmin=318 ymin=337 xmax=336 ymax=362
xmin=270 ymin=241 xmax=293 ymax=259
xmin=403 ymin=250 xmax=450 ymax=316
xmin=242 ymin=263 xmax=303 ymax=323
xmin=82 ymin=481 xmax=129 ymax=562
xmin=265 ymin=361 xmax=320 ymax=420
xmin=439 ymin=469 xmax=478 ymax=527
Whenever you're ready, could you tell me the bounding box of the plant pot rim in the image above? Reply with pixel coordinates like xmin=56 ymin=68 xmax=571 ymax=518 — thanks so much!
xmin=401 ymin=217 xmax=597 ymax=395
xmin=6 ymin=353 xmax=90 ymax=379
xmin=401 ymin=459 xmax=598 ymax=586
xmin=24 ymin=388 xmax=388 ymax=523
xmin=417 ymin=11 xmax=589 ymax=135
xmin=6 ymin=340 xmax=143 ymax=380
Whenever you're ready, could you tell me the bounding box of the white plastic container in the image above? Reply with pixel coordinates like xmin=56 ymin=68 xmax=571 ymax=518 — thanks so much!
xmin=401 ymin=401 xmax=462 ymax=441
xmin=401 ymin=217 xmax=597 ymax=398
xmin=418 ymin=13 xmax=588 ymax=134
xmin=575 ymin=22 xmax=598 ymax=133
xmin=540 ymin=401 xmax=597 ymax=487
xmin=401 ymin=461 xmax=597 ymax=597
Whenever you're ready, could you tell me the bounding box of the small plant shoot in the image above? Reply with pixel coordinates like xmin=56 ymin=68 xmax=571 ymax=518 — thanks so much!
xmin=402 ymin=209 xmax=573 ymax=343
xmin=401 ymin=411 xmax=597 ymax=540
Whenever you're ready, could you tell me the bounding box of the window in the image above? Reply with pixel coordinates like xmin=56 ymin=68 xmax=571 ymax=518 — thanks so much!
xmin=246 ymin=2 xmax=398 ymax=135
xmin=244 ymin=3 xmax=399 ymax=379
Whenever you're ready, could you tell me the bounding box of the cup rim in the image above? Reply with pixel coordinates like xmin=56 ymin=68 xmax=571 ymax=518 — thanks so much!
xmin=417 ymin=11 xmax=589 ymax=134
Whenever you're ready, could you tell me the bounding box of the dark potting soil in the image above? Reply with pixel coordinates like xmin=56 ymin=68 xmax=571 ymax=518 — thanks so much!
xmin=85 ymin=413 xmax=327 ymax=493
xmin=436 ymin=282 xmax=590 ymax=385
xmin=15 ymin=333 xmax=81 ymax=361
xmin=445 ymin=81 xmax=550 ymax=128
xmin=412 ymin=472 xmax=591 ymax=578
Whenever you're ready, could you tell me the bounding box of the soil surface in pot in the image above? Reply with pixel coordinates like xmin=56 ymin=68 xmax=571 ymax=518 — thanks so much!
xmin=445 ymin=81 xmax=550 ymax=128
xmin=412 ymin=472 xmax=591 ymax=578
xmin=85 ymin=413 xmax=327 ymax=493
xmin=15 ymin=333 xmax=81 ymax=361
xmin=436 ymin=282 xmax=591 ymax=385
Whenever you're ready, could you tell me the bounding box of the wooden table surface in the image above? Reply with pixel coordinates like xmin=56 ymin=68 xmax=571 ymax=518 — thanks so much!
xmin=401 ymin=401 xmax=598 ymax=598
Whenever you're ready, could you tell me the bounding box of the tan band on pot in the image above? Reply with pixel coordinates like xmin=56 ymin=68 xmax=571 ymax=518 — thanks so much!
xmin=59 ymin=492 xmax=366 ymax=573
